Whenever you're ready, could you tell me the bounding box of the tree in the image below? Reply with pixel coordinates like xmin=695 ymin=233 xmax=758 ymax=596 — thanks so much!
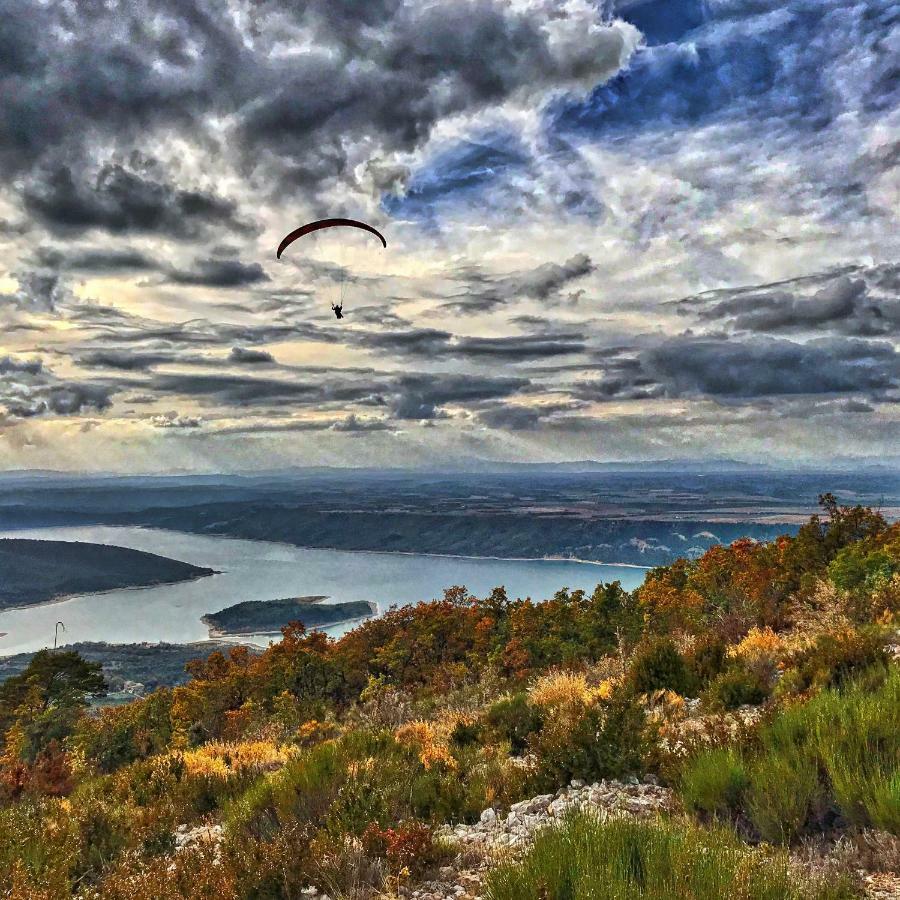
xmin=0 ymin=650 xmax=105 ymax=760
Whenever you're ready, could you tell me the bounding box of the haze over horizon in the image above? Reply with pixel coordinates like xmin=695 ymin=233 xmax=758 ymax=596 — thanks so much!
xmin=1 ymin=0 xmax=898 ymax=474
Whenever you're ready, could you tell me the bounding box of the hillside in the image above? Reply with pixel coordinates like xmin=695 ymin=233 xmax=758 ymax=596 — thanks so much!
xmin=202 ymin=597 xmax=376 ymax=636
xmin=0 ymin=494 xmax=897 ymax=899
xmin=0 ymin=539 xmax=216 ymax=609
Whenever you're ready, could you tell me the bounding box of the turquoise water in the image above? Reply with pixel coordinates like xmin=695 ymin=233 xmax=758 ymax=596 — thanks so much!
xmin=0 ymin=525 xmax=647 ymax=656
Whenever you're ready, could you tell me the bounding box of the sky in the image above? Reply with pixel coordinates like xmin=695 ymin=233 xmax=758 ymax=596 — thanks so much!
xmin=0 ymin=0 xmax=898 ymax=473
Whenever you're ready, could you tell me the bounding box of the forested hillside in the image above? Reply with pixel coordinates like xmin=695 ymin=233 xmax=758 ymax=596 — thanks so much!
xmin=1 ymin=495 xmax=897 ymax=899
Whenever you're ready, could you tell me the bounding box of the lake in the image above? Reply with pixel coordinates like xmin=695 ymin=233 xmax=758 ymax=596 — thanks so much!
xmin=0 ymin=526 xmax=648 ymax=657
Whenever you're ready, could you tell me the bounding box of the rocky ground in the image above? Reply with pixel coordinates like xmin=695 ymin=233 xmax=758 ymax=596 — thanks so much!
xmin=174 ymin=776 xmax=900 ymax=900
xmin=406 ymin=776 xmax=675 ymax=900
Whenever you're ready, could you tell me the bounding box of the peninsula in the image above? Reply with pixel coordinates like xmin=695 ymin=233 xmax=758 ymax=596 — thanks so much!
xmin=0 ymin=539 xmax=216 ymax=610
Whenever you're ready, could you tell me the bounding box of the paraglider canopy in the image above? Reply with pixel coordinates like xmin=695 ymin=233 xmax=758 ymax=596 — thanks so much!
xmin=276 ymin=218 xmax=387 ymax=259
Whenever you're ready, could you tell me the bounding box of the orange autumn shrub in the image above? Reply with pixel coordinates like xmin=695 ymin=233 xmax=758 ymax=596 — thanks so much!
xmin=395 ymin=721 xmax=457 ymax=771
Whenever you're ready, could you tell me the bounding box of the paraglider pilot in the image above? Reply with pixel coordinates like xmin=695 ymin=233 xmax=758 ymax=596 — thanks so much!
xmin=331 ymin=302 xmax=344 ymax=319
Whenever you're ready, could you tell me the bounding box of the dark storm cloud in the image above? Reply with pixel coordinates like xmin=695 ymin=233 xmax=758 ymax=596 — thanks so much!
xmin=441 ymin=254 xmax=595 ymax=313
xmin=678 ymin=263 xmax=900 ymax=337
xmin=128 ymin=368 xmax=528 ymax=424
xmin=645 ymin=336 xmax=899 ymax=398
xmin=148 ymin=373 xmax=326 ymax=407
xmin=0 ymin=0 xmax=633 ymax=202
xmin=451 ymin=334 xmax=586 ymax=361
xmin=22 ymin=164 xmax=252 ymax=238
xmin=65 ymin=302 xmax=334 ymax=351
xmin=389 ymin=372 xmax=529 ymax=419
xmin=36 ymin=247 xmax=157 ymax=274
xmin=229 ymin=347 xmax=276 ymax=365
xmin=1 ymin=377 xmax=115 ymax=419
xmin=238 ymin=4 xmax=632 ymax=188
xmin=75 ymin=350 xmax=182 ymax=372
xmin=0 ymin=356 xmax=43 ymax=375
xmin=576 ymin=334 xmax=899 ymax=403
xmin=167 ymin=258 xmax=269 ymax=288
xmin=360 ymin=328 xmax=454 ymax=358
xmin=514 ymin=254 xmax=594 ymax=300
xmin=356 ymin=328 xmax=586 ymax=362
xmin=1 ymin=270 xmax=70 ymax=312
xmin=475 ymin=400 xmax=583 ymax=431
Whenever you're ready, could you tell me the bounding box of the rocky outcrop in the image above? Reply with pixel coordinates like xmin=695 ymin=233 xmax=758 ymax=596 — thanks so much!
xmin=403 ymin=776 xmax=676 ymax=900
xmin=439 ymin=774 xmax=675 ymax=854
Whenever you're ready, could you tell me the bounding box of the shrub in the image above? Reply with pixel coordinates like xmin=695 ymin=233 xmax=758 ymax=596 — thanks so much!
xmin=485 ymin=693 xmax=543 ymax=754
xmin=483 ymin=812 xmax=849 ymax=900
xmin=529 ymin=671 xmax=593 ymax=709
xmin=680 ymin=748 xmax=748 ymax=819
xmin=224 ymin=739 xmax=347 ymax=840
xmin=793 ymin=626 xmax=889 ymax=691
xmin=682 ymin=664 xmax=900 ymax=843
xmin=746 ymin=746 xmax=825 ymax=844
xmin=704 ymin=666 xmax=771 ymax=710
xmin=628 ymin=638 xmax=696 ymax=697
xmin=361 ymin=821 xmax=442 ymax=875
xmin=530 ymin=699 xmax=646 ymax=787
xmin=688 ymin=636 xmax=729 ymax=687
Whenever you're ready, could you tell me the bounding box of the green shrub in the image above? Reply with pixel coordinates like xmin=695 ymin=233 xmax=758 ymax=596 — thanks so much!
xmin=704 ymin=665 xmax=770 ymax=710
xmin=680 ymin=748 xmax=748 ymax=819
xmin=793 ymin=627 xmax=889 ymax=691
xmin=485 ymin=693 xmax=543 ymax=754
xmin=682 ymin=664 xmax=900 ymax=843
xmin=628 ymin=638 xmax=696 ymax=697
xmin=483 ymin=812 xmax=849 ymax=900
xmin=531 ymin=699 xmax=646 ymax=788
xmin=224 ymin=739 xmax=348 ymax=840
xmin=746 ymin=746 xmax=824 ymax=844
xmin=449 ymin=719 xmax=482 ymax=747
xmin=828 ymin=545 xmax=897 ymax=594
xmin=689 ymin=636 xmax=730 ymax=687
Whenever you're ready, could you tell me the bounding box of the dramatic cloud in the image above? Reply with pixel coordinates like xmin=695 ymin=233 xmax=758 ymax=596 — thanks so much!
xmin=680 ymin=264 xmax=900 ymax=337
xmin=574 ymin=335 xmax=900 ymax=403
xmin=1 ymin=377 xmax=115 ymax=419
xmin=36 ymin=247 xmax=157 ymax=274
xmin=229 ymin=347 xmax=276 ymax=365
xmin=440 ymin=254 xmax=596 ymax=313
xmin=167 ymin=259 xmax=269 ymax=288
xmin=76 ymin=350 xmax=180 ymax=372
xmin=0 ymin=0 xmax=897 ymax=469
xmin=389 ymin=373 xmax=530 ymax=420
xmin=0 ymin=356 xmax=42 ymax=376
xmin=23 ymin=164 xmax=253 ymax=238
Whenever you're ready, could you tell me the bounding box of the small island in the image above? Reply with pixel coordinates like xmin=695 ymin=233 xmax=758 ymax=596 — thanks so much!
xmin=0 ymin=539 xmax=216 ymax=610
xmin=202 ymin=596 xmax=377 ymax=637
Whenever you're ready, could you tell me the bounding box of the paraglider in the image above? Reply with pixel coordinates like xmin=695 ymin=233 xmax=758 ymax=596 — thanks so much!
xmin=276 ymin=218 xmax=387 ymax=320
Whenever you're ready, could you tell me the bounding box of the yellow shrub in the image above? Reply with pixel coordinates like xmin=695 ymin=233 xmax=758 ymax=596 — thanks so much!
xmin=173 ymin=740 xmax=298 ymax=780
xmin=529 ymin=672 xmax=592 ymax=709
xmin=395 ymin=721 xmax=457 ymax=771
xmin=593 ymin=676 xmax=623 ymax=701
xmin=728 ymin=627 xmax=784 ymax=664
